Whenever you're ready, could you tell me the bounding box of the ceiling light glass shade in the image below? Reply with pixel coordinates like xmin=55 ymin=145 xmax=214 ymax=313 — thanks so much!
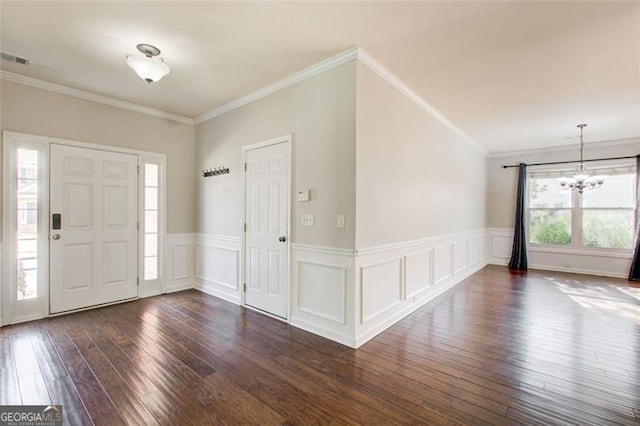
xmin=126 ymin=55 xmax=170 ymax=84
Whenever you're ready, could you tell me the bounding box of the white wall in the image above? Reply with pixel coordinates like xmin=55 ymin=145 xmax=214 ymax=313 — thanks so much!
xmin=487 ymin=139 xmax=640 ymax=277
xmin=355 ymin=61 xmax=487 ymax=249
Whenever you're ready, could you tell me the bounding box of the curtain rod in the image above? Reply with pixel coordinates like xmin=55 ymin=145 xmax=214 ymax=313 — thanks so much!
xmin=502 ymin=154 xmax=638 ymax=169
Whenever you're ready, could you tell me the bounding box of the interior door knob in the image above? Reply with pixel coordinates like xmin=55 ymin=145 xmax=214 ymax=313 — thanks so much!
xmin=278 ymin=235 xmax=287 ymax=243
xmin=51 ymin=234 xmax=61 ymax=240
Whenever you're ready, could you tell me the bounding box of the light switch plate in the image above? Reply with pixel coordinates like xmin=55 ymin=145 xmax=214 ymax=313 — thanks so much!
xmin=297 ymin=189 xmax=310 ymax=202
xmin=301 ymin=214 xmax=314 ymax=227
xmin=337 ymin=214 xmax=345 ymax=228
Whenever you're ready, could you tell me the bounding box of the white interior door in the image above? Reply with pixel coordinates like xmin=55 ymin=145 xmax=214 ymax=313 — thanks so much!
xmin=245 ymin=140 xmax=289 ymax=318
xmin=49 ymin=144 xmax=138 ymax=314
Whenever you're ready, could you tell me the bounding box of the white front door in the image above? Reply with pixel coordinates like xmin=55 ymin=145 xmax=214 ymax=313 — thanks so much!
xmin=49 ymin=144 xmax=138 ymax=314
xmin=244 ymin=140 xmax=290 ymax=318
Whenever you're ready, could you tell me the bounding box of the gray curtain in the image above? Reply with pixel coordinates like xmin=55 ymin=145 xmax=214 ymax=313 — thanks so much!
xmin=508 ymin=163 xmax=528 ymax=270
xmin=628 ymin=155 xmax=640 ymax=280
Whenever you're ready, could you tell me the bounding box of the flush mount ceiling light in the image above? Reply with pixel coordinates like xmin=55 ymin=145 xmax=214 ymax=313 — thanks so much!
xmin=126 ymin=43 xmax=170 ymax=84
xmin=558 ymin=124 xmax=606 ymax=193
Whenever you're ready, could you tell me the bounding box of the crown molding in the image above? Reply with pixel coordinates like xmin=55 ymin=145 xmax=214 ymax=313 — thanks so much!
xmin=194 ymin=46 xmax=359 ymax=125
xmin=488 ymin=137 xmax=640 ymax=158
xmin=355 ymin=48 xmax=486 ymax=156
xmin=0 ymin=70 xmax=195 ymax=125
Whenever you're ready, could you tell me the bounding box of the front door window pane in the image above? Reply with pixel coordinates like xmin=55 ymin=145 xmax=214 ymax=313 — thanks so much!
xmin=16 ymin=148 xmax=38 ymax=300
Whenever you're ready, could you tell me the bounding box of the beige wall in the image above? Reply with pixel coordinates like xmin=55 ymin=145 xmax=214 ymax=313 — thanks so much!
xmin=195 ymin=61 xmax=357 ymax=249
xmin=488 ymin=140 xmax=640 ymax=228
xmin=0 ymin=80 xmax=196 ymax=238
xmin=355 ymin=62 xmax=487 ymax=249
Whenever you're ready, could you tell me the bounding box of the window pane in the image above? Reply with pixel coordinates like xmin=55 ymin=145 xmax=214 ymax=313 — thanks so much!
xmin=17 ymin=238 xmax=38 ymax=257
xmin=582 ymin=174 xmax=634 ymax=208
xmin=17 ymin=262 xmax=38 ymax=300
xmin=529 ymin=209 xmax=572 ymax=245
xmin=145 ymin=233 xmax=158 ymax=257
xmin=16 ymin=149 xmax=39 ymax=300
xmin=145 ymin=187 xmax=158 ymax=210
xmin=144 ymin=257 xmax=158 ymax=281
xmin=529 ymin=178 xmax=572 ymax=208
xmin=145 ymin=210 xmax=158 ymax=233
xmin=145 ymin=163 xmax=158 ymax=187
xmin=583 ymin=209 xmax=634 ymax=249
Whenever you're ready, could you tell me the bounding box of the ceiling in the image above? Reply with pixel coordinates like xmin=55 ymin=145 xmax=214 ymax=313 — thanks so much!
xmin=1 ymin=1 xmax=638 ymax=154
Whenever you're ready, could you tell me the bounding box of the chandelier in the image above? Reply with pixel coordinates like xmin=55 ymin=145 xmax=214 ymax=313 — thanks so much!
xmin=126 ymin=43 xmax=170 ymax=84
xmin=558 ymin=124 xmax=606 ymax=193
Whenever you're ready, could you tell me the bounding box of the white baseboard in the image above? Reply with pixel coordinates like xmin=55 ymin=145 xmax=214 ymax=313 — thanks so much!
xmin=354 ymin=229 xmax=488 ymax=348
xmin=196 ymin=280 xmax=241 ymax=305
xmin=487 ymin=228 xmax=632 ymax=279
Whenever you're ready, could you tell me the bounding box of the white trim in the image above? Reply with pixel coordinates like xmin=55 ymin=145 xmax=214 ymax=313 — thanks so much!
xmin=355 ymin=229 xmax=486 ymax=257
xmin=3 ymin=131 xmax=167 ymax=157
xmin=195 ymin=47 xmax=359 ymax=124
xmin=290 ymin=243 xmax=355 ymax=257
xmin=489 ymin=137 xmax=640 ymax=158
xmin=355 ymin=48 xmax=485 ymax=156
xmin=0 ymin=70 xmax=194 ymax=125
xmin=195 ymin=233 xmax=241 ymax=243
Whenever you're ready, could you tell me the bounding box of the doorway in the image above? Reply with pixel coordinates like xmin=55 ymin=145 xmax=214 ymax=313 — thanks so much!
xmin=243 ymin=136 xmax=291 ymax=319
xmin=2 ymin=132 xmax=164 ymax=326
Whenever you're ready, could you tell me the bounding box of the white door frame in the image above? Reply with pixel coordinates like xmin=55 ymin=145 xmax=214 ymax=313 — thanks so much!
xmin=241 ymin=134 xmax=292 ymax=321
xmin=1 ymin=131 xmax=167 ymax=325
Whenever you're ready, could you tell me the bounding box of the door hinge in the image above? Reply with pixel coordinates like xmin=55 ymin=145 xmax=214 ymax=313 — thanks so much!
xmin=243 ymin=283 xmax=246 ymax=292
xmin=137 ymin=277 xmax=140 ymax=286
xmin=137 ymin=165 xmax=140 ymax=174
xmin=137 ymin=221 xmax=140 ymax=230
xmin=244 ymin=162 xmax=247 ymax=172
xmin=244 ymin=223 xmax=247 ymax=232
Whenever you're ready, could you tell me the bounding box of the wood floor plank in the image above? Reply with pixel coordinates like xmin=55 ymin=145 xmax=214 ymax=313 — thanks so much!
xmin=0 ymin=265 xmax=638 ymax=424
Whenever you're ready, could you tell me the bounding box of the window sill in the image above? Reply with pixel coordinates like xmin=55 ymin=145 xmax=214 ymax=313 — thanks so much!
xmin=528 ymin=244 xmax=633 ymax=259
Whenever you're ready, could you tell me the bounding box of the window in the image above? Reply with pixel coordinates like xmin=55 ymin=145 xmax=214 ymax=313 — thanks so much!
xmin=528 ymin=164 xmax=635 ymax=250
xmin=16 ymin=149 xmax=39 ymax=300
xmin=143 ymin=163 xmax=159 ymax=280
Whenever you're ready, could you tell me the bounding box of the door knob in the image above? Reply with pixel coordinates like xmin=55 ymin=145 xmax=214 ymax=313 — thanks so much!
xmin=278 ymin=235 xmax=287 ymax=243
xmin=51 ymin=234 xmax=61 ymax=240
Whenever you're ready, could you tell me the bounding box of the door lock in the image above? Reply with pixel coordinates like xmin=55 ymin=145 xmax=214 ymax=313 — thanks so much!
xmin=278 ymin=235 xmax=287 ymax=243
xmin=51 ymin=234 xmax=61 ymax=240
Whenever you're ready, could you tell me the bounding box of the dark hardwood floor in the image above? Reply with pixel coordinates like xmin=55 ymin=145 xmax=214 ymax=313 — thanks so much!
xmin=1 ymin=265 xmax=639 ymax=425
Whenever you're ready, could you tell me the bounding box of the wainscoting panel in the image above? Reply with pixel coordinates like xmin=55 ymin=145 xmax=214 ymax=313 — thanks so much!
xmin=487 ymin=228 xmax=632 ymax=278
xmin=433 ymin=244 xmax=453 ymax=285
xmin=405 ymin=249 xmax=432 ymax=299
xmin=360 ymin=258 xmax=403 ymax=323
xmin=165 ymin=234 xmax=195 ymax=293
xmin=453 ymin=241 xmax=467 ymax=274
xmin=354 ymin=229 xmax=488 ymax=347
xmin=297 ymin=261 xmax=347 ymax=324
xmin=290 ymin=244 xmax=356 ymax=347
xmin=195 ymin=234 xmax=242 ymax=304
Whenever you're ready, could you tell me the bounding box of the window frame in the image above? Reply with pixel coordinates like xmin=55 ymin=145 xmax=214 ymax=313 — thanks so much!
xmin=139 ymin=154 xmax=166 ymax=294
xmin=526 ymin=163 xmax=636 ymax=255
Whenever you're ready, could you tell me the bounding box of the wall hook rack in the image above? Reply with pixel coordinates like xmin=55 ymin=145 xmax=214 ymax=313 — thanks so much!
xmin=202 ymin=166 xmax=230 ymax=177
